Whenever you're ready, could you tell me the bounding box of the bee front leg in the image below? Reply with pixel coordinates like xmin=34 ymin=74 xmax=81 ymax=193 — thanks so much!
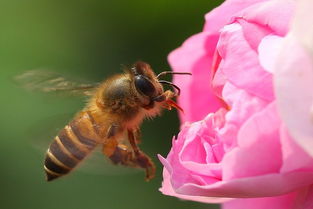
xmin=133 ymin=128 xmax=141 ymax=144
xmin=153 ymin=90 xmax=183 ymax=111
xmin=127 ymin=129 xmax=156 ymax=181
xmin=153 ymin=90 xmax=175 ymax=103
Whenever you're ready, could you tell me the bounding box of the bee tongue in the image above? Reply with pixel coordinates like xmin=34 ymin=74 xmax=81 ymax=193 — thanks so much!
xmin=166 ymin=99 xmax=184 ymax=112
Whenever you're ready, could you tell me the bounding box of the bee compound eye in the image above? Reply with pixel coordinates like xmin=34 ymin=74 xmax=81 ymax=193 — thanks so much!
xmin=134 ymin=75 xmax=156 ymax=97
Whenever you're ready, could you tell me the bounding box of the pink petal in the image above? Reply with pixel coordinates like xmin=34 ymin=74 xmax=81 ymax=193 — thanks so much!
xmin=235 ymin=19 xmax=271 ymax=51
xmin=215 ymin=23 xmax=274 ymax=101
xmin=291 ymin=0 xmax=313 ymax=56
xmin=219 ymin=82 xmax=268 ymax=150
xmin=158 ymin=155 xmax=232 ymax=204
xmin=175 ymin=172 xmax=313 ymax=198
xmin=233 ymin=0 xmax=295 ymax=36
xmin=274 ymin=35 xmax=313 ymax=157
xmin=258 ymin=35 xmax=284 ymax=73
xmin=222 ymin=83 xmax=268 ymax=127
xmin=178 ymin=119 xmax=222 ymax=178
xmin=280 ymin=125 xmax=313 ymax=173
xmin=169 ymin=33 xmax=223 ymax=123
xmin=302 ymin=186 xmax=313 ymax=209
xmin=222 ymin=192 xmax=298 ymax=209
xmin=203 ymin=0 xmax=267 ymax=32
xmin=222 ymin=102 xmax=282 ymax=180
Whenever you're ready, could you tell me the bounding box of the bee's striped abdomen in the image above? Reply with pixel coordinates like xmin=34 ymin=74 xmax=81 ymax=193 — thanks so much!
xmin=44 ymin=112 xmax=99 ymax=181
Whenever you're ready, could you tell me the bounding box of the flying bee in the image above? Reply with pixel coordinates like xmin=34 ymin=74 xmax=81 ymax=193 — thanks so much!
xmin=16 ymin=61 xmax=191 ymax=181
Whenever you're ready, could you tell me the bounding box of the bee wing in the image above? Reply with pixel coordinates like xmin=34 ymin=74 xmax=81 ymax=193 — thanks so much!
xmin=14 ymin=70 xmax=99 ymax=96
xmin=28 ymin=114 xmax=137 ymax=176
xmin=27 ymin=113 xmax=73 ymax=156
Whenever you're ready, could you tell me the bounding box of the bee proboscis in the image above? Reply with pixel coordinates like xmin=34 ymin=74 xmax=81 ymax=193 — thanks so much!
xmin=16 ymin=61 xmax=190 ymax=181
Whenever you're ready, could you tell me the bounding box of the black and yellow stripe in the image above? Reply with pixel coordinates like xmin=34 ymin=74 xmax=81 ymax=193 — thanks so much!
xmin=44 ymin=113 xmax=99 ymax=181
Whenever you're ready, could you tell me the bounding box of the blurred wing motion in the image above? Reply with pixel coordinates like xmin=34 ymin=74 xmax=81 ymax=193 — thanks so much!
xmin=79 ymin=147 xmax=139 ymax=176
xmin=14 ymin=70 xmax=99 ymax=96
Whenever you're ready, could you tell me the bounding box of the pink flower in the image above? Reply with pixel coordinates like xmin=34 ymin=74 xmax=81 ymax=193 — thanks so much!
xmin=159 ymin=0 xmax=313 ymax=208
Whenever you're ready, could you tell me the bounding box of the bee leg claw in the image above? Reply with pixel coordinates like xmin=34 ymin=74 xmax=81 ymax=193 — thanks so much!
xmin=135 ymin=152 xmax=156 ymax=181
xmin=145 ymin=165 xmax=156 ymax=181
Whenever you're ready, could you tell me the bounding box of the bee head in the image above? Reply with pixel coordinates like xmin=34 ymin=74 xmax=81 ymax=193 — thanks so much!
xmin=131 ymin=61 xmax=163 ymax=98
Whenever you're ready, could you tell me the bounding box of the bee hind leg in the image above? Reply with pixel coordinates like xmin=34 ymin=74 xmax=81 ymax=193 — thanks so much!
xmin=127 ymin=129 xmax=156 ymax=181
xmin=107 ymin=143 xmax=155 ymax=179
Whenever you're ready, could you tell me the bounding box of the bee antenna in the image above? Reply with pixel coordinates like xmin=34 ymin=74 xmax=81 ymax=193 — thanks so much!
xmin=158 ymin=80 xmax=181 ymax=96
xmin=157 ymin=71 xmax=192 ymax=79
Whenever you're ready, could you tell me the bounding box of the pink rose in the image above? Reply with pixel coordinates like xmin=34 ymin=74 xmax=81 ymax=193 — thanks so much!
xmin=159 ymin=0 xmax=313 ymax=208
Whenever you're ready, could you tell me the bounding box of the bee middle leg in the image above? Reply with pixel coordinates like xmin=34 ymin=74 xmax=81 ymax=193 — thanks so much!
xmin=127 ymin=129 xmax=156 ymax=181
xmin=102 ymin=123 xmax=120 ymax=157
xmin=102 ymin=137 xmax=118 ymax=157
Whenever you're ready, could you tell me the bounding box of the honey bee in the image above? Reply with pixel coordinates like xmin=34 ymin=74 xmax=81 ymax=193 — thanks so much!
xmin=16 ymin=61 xmax=190 ymax=181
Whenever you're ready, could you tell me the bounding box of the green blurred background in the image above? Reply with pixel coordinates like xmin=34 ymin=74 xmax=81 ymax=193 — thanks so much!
xmin=0 ymin=1 xmax=222 ymax=209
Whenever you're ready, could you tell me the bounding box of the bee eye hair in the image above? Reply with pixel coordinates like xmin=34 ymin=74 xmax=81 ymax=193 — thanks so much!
xmin=132 ymin=61 xmax=151 ymax=75
xmin=134 ymin=75 xmax=156 ymax=97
